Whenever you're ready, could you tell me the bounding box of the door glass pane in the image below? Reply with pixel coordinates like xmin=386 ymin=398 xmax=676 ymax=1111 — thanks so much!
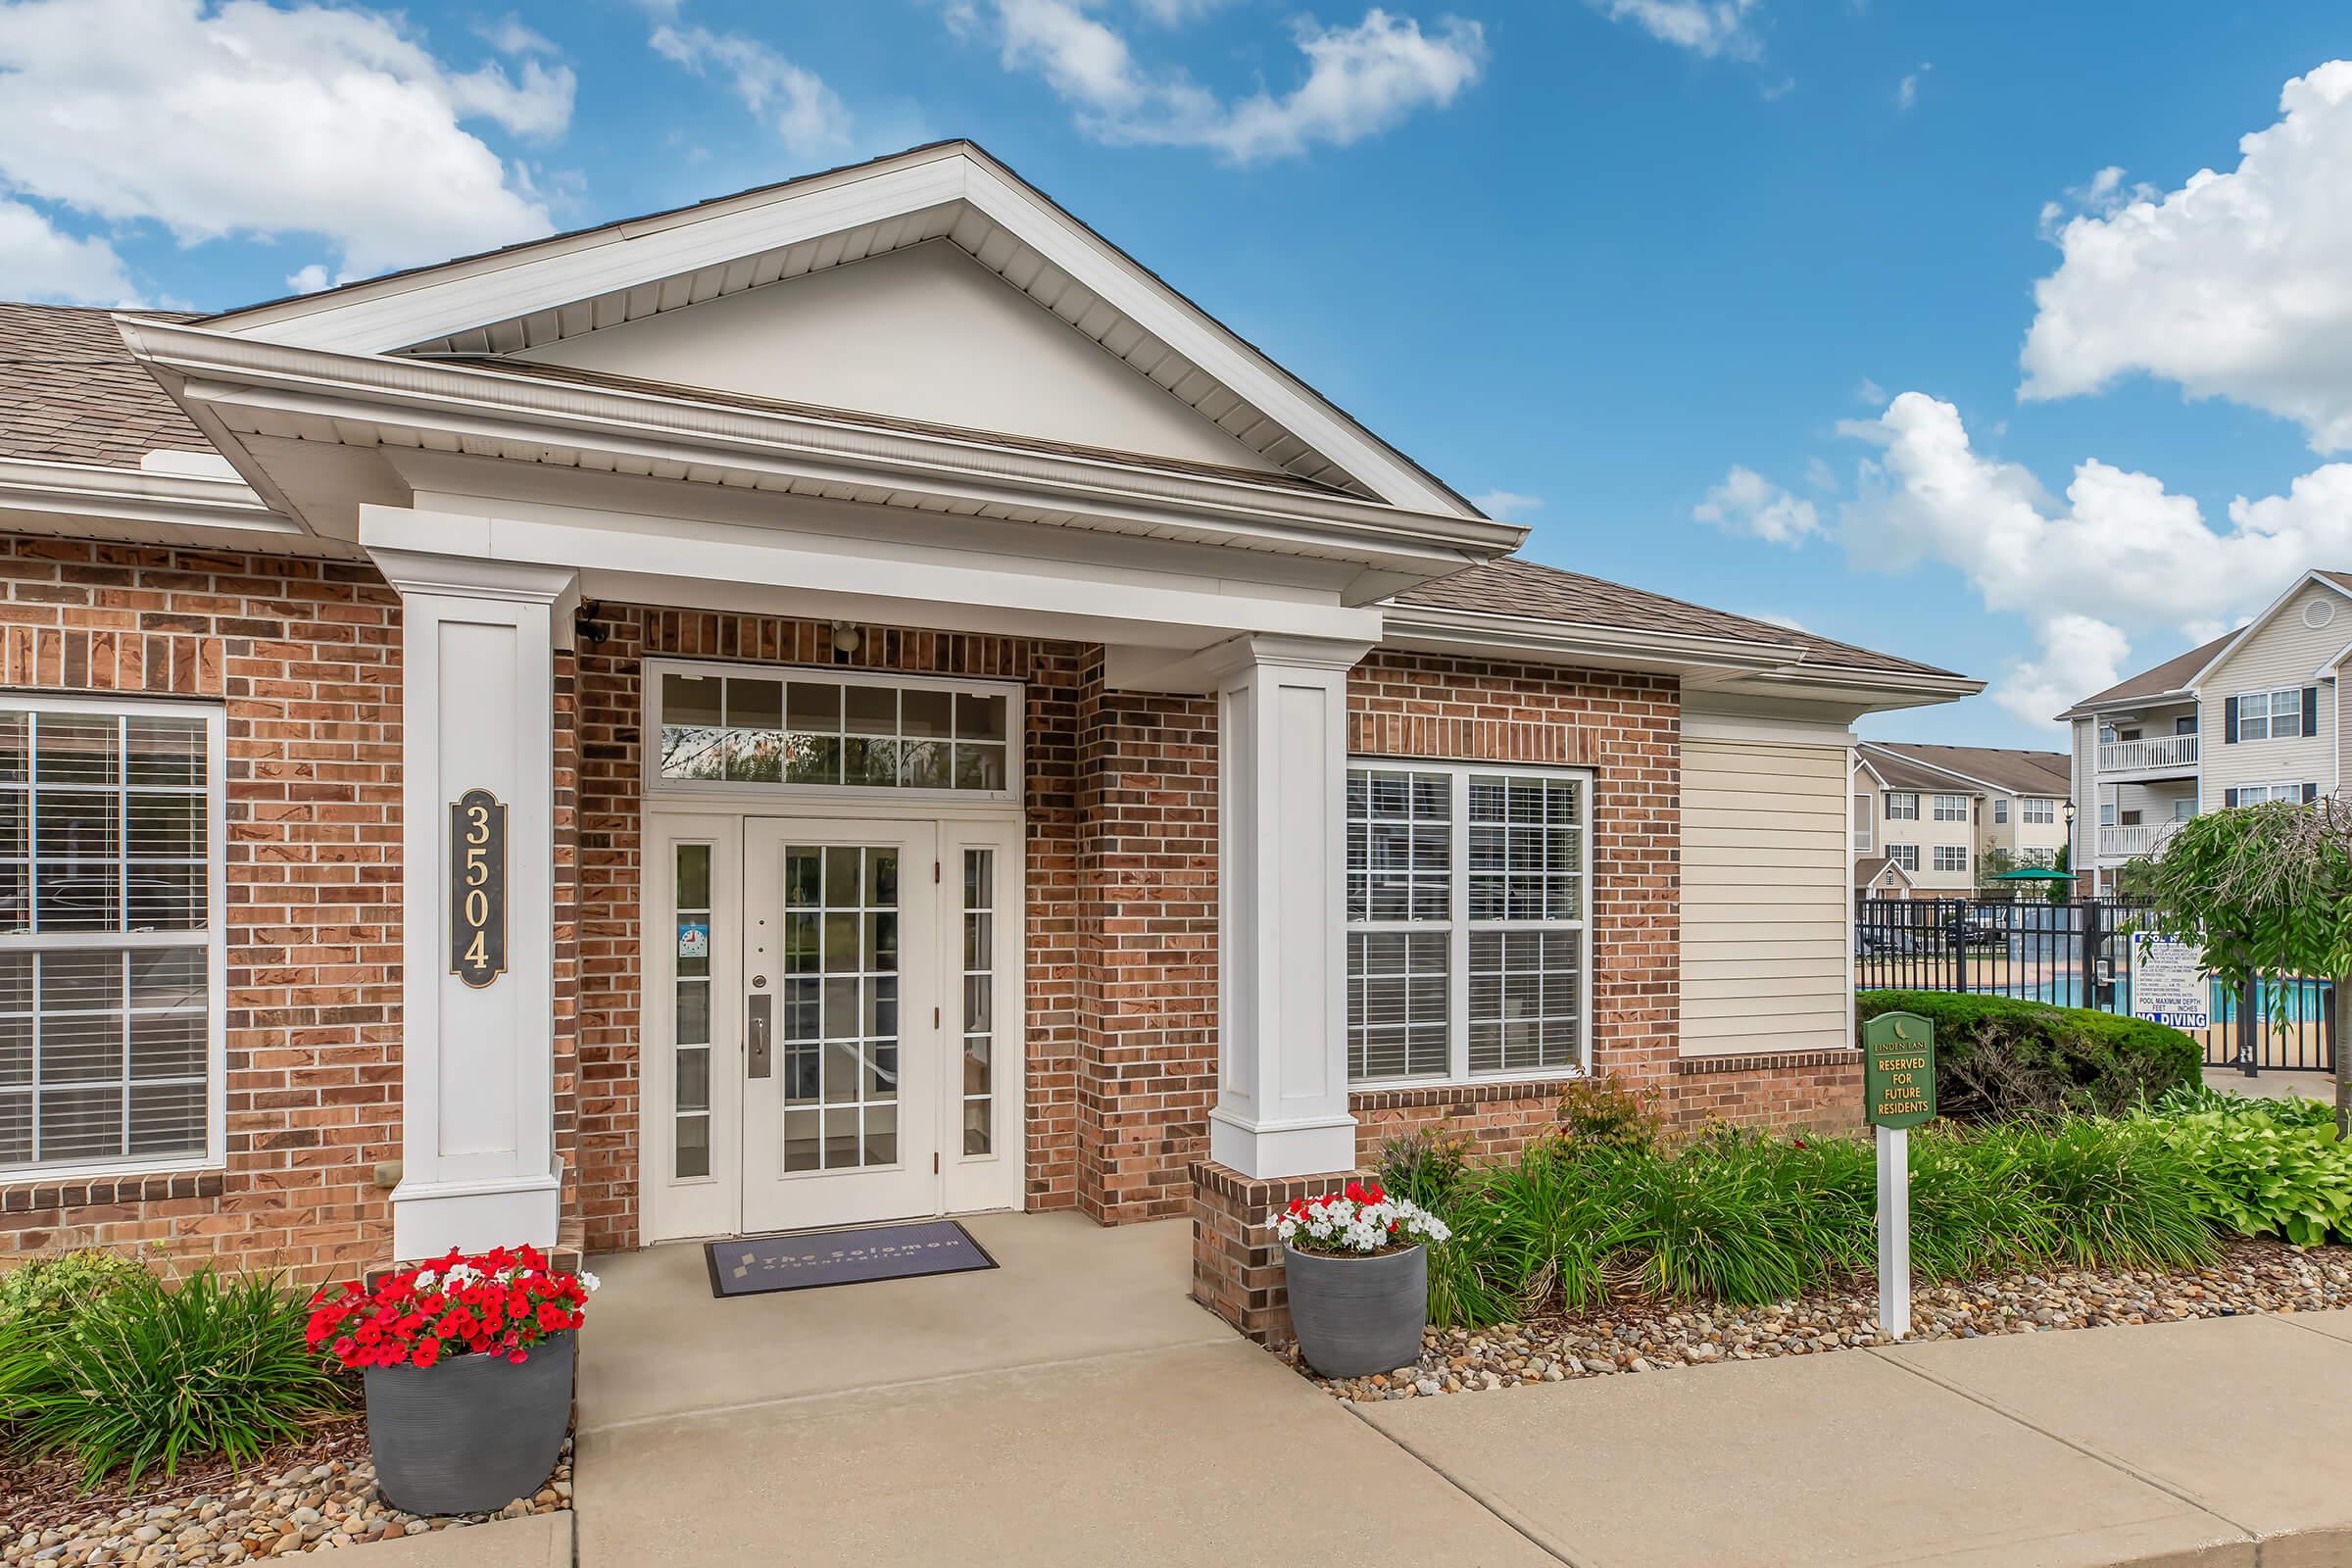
xmin=673 ymin=842 xmax=713 ymax=1181
xmin=960 ymin=849 xmax=994 ymax=1155
xmin=782 ymin=844 xmax=904 ymax=1172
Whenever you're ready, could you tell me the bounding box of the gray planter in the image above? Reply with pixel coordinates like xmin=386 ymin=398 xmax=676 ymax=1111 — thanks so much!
xmin=1282 ymin=1243 xmax=1427 ymax=1379
xmin=364 ymin=1332 xmax=574 ymax=1517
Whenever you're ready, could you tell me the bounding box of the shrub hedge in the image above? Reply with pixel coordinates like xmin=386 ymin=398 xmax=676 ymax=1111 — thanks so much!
xmin=1856 ymin=990 xmax=2201 ymax=1120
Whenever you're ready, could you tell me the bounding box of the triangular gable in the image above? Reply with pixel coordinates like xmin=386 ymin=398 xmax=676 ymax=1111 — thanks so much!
xmin=2186 ymin=569 xmax=2352 ymax=691
xmin=194 ymin=141 xmax=1475 ymax=516
xmin=504 ymin=240 xmax=1286 ymax=473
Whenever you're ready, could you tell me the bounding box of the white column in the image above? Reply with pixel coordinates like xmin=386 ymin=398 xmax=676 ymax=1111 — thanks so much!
xmin=368 ymin=526 xmax=578 ymax=1259
xmin=1205 ymin=634 xmax=1372 ymax=1180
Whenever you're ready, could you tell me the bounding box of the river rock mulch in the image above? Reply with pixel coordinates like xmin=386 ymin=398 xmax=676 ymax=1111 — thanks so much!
xmin=1283 ymin=1237 xmax=2352 ymax=1401
xmin=1 ymin=1417 xmax=572 ymax=1565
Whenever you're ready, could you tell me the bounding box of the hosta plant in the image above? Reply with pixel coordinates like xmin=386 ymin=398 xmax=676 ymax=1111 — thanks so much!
xmin=1272 ymin=1181 xmax=1450 ymax=1257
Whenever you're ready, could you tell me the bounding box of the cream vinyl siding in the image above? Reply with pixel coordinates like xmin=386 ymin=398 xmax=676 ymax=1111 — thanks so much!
xmin=1682 ymin=738 xmax=1849 ymax=1056
xmin=2201 ymin=581 xmax=2345 ymax=808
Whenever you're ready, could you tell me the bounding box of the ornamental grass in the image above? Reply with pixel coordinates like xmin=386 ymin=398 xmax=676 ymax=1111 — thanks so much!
xmin=1385 ymin=1092 xmax=2291 ymax=1329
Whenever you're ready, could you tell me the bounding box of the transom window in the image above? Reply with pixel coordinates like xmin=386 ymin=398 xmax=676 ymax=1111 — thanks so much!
xmin=1886 ymin=844 xmax=1919 ymax=871
xmin=1885 ymin=792 xmax=1919 ymax=820
xmin=2022 ymin=797 xmax=2056 ymax=824
xmin=0 ymin=699 xmax=221 ymax=1176
xmin=2234 ymin=688 xmax=2304 ymax=743
xmin=1345 ymin=763 xmax=1591 ymax=1085
xmin=651 ymin=662 xmax=1017 ymax=800
xmin=1932 ymin=794 xmax=1968 ymax=822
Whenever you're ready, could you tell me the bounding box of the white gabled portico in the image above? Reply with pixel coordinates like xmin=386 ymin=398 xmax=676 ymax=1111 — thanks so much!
xmin=113 ymin=139 xmax=1528 ymax=1250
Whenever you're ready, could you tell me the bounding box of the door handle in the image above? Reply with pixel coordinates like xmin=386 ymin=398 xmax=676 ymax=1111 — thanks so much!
xmin=747 ymin=993 xmax=771 ymax=1078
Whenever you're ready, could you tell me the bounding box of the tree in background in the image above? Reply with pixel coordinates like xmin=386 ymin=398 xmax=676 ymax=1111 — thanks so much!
xmin=2136 ymin=800 xmax=2352 ymax=1136
xmin=2046 ymin=843 xmax=2074 ymax=906
xmin=1977 ymin=845 xmax=2018 ymax=896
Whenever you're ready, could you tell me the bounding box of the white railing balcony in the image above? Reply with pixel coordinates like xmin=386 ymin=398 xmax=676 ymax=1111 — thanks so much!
xmin=2099 ymin=821 xmax=2191 ymax=860
xmin=2098 ymin=733 xmax=2198 ymax=774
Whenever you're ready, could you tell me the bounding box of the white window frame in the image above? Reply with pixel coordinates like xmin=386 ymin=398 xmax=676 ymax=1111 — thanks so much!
xmin=643 ymin=659 xmax=1025 ymax=806
xmin=2234 ymin=781 xmax=2307 ymax=807
xmin=2022 ymin=797 xmax=2055 ymax=825
xmin=1933 ymin=845 xmax=1969 ymax=873
xmin=1345 ymin=760 xmax=1593 ymax=1088
xmin=0 ymin=694 xmax=226 ymax=1182
xmin=1885 ymin=791 xmax=1919 ymax=820
xmin=2235 ymin=687 xmax=2304 ymax=744
xmin=1886 ymin=844 xmax=1920 ymax=872
xmin=1992 ymin=798 xmax=2009 ymax=824
xmin=1931 ymin=793 xmax=1968 ymax=822
xmin=2099 ymin=802 xmax=2116 ymax=827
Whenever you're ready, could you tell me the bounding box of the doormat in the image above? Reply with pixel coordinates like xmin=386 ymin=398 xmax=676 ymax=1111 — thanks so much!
xmin=704 ymin=1219 xmax=999 ymax=1298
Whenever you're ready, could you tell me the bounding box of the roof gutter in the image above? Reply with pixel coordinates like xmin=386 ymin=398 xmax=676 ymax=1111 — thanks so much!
xmin=0 ymin=456 xmax=302 ymax=536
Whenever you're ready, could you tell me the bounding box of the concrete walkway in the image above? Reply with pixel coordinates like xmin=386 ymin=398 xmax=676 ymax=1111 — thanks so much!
xmin=573 ymin=1214 xmax=2352 ymax=1567
xmin=2199 ymin=1065 xmax=2333 ymax=1102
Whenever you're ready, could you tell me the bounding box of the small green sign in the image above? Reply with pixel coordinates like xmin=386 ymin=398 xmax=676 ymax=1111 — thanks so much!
xmin=1862 ymin=1012 xmax=1936 ymax=1129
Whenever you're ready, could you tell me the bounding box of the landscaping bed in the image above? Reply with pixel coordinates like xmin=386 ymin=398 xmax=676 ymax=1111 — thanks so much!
xmin=1285 ymin=1236 xmax=2352 ymax=1401
xmin=1 ymin=1421 xmax=572 ymax=1565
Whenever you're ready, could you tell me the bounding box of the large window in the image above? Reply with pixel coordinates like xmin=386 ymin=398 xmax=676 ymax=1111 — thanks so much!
xmin=2022 ymin=797 xmax=2056 ymax=824
xmin=1934 ymin=845 xmax=1969 ymax=873
xmin=1932 ymin=794 xmax=1968 ymax=822
xmin=1885 ymin=792 xmax=1918 ymax=820
xmin=0 ymin=699 xmax=221 ymax=1176
xmin=2234 ymin=688 xmax=2305 ymax=743
xmin=1345 ymin=763 xmax=1590 ymax=1084
xmin=1886 ymin=844 xmax=1920 ymax=871
xmin=2231 ymin=782 xmax=2311 ymax=806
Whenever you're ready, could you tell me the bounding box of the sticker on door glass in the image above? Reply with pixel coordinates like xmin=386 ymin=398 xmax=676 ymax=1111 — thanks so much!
xmin=677 ymin=920 xmax=710 ymax=961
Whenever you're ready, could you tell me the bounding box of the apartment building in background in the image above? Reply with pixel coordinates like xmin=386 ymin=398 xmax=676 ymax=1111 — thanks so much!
xmin=2061 ymin=569 xmax=2352 ymax=895
xmin=1851 ymin=741 xmax=2070 ymax=898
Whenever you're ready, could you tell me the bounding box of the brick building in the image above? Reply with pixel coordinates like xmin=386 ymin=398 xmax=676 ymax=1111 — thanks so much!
xmin=0 ymin=143 xmax=1976 ymax=1336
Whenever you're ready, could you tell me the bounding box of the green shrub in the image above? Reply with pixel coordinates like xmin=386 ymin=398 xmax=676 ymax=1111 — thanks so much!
xmin=0 ymin=1268 xmax=349 ymax=1492
xmin=1377 ymin=1125 xmax=1476 ymax=1214
xmin=1907 ymin=1128 xmax=2055 ymax=1279
xmin=1998 ymin=1118 xmax=2217 ymax=1269
xmin=2133 ymin=1100 xmax=2352 ymax=1246
xmin=1553 ymin=1075 xmax=1665 ymax=1152
xmin=0 ymin=1249 xmax=154 ymax=1325
xmin=1857 ymin=991 xmax=2199 ymax=1120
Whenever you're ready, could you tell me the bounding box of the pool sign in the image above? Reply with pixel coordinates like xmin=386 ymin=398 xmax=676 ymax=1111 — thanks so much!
xmin=1861 ymin=1011 xmax=1936 ymax=1340
xmin=2131 ymin=935 xmax=2211 ymax=1031
xmin=1862 ymin=1012 xmax=1936 ymax=1129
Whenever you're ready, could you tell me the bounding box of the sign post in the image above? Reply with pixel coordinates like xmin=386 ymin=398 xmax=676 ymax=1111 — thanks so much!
xmin=1861 ymin=1011 xmax=1936 ymax=1340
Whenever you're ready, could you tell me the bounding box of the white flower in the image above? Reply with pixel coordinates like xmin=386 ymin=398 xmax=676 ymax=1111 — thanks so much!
xmin=578 ymin=1270 xmax=601 ymax=1294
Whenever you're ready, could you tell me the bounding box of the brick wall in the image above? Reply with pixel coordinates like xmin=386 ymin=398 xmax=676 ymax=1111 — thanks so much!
xmin=571 ymin=607 xmax=1090 ymax=1250
xmin=0 ymin=540 xmax=402 ymax=1281
xmin=1072 ymin=658 xmax=1218 ymax=1223
xmin=1672 ymin=1049 xmax=1864 ymax=1133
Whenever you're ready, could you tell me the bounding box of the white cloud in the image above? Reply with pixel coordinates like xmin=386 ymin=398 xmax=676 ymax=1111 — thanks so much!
xmin=1833 ymin=390 xmax=2352 ymax=725
xmin=1133 ymin=0 xmax=1234 ymax=21
xmin=1989 ymin=614 xmax=2130 ymax=730
xmin=478 ymin=15 xmax=558 ymax=56
xmin=1745 ymin=610 xmax=1809 ymax=632
xmin=1587 ymin=0 xmax=1759 ymax=62
xmin=284 ymin=263 xmax=331 ymax=295
xmin=972 ymin=3 xmax=1487 ymax=164
xmin=2021 ymin=60 xmax=2352 ymax=452
xmin=1693 ymin=464 xmax=1822 ymax=545
xmin=650 ymin=23 xmax=850 ymax=157
xmin=1471 ymin=489 xmax=1543 ymax=520
xmin=1895 ymin=73 xmax=1916 ymax=110
xmin=0 ymin=0 xmax=571 ymax=282
xmin=0 ymin=197 xmax=136 ymax=304
xmin=1802 ymin=455 xmax=1838 ymax=493
xmin=1855 ymin=376 xmax=1886 ymax=405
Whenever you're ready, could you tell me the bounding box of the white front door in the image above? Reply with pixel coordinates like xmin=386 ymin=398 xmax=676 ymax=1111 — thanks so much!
xmin=642 ymin=809 xmax=1027 ymax=1242
xmin=741 ymin=818 xmax=941 ymax=1233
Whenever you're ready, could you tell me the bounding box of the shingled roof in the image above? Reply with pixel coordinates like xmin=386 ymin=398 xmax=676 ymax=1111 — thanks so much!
xmin=1859 ymin=741 xmax=2069 ymax=797
xmin=2054 ymin=626 xmax=2240 ymax=718
xmin=0 ymin=304 xmax=210 ymax=469
xmin=1391 ymin=558 xmax=1961 ymax=679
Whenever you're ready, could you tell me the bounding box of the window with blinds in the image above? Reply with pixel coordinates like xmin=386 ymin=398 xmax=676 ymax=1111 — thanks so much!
xmin=1346 ymin=762 xmax=1591 ymax=1085
xmin=0 ymin=700 xmax=220 ymax=1175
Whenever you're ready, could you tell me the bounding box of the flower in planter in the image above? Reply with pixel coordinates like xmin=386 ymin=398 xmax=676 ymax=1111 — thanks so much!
xmin=305 ymin=1246 xmax=596 ymax=1373
xmin=1271 ymin=1180 xmax=1450 ymax=1257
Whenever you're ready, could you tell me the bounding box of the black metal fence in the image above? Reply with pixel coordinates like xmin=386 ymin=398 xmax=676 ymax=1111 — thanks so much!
xmin=1855 ymin=896 xmax=2334 ymax=1075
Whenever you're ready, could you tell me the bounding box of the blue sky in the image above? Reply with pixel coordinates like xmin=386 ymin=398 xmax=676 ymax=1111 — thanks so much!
xmin=3 ymin=2 xmax=2350 ymax=753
